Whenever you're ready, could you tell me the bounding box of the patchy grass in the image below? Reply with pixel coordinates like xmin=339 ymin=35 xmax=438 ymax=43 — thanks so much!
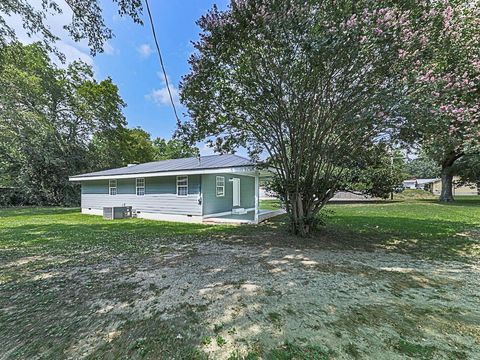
xmin=1 ymin=199 xmax=480 ymax=358
xmin=259 ymin=199 xmax=282 ymax=210
xmin=324 ymin=197 xmax=480 ymax=262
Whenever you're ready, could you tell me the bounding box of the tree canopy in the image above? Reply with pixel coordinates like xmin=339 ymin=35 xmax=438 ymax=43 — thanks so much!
xmin=0 ymin=0 xmax=143 ymax=58
xmin=399 ymin=1 xmax=480 ymax=201
xmin=179 ymin=0 xmax=430 ymax=235
xmin=0 ymin=42 xmax=127 ymax=205
xmin=0 ymin=42 xmax=197 ymax=206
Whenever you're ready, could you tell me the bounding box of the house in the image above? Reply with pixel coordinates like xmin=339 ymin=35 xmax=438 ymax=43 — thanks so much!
xmin=402 ymin=178 xmax=438 ymax=191
xmin=402 ymin=177 xmax=478 ymax=195
xmin=69 ymin=154 xmax=284 ymax=224
xmin=430 ymin=176 xmax=478 ymax=196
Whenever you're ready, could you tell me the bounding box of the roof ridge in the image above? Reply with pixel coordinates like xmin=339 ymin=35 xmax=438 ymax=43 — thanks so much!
xmin=136 ymin=153 xmax=251 ymax=166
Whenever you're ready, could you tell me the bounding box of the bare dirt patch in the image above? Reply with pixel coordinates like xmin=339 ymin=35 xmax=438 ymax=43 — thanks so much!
xmin=1 ymin=238 xmax=480 ymax=359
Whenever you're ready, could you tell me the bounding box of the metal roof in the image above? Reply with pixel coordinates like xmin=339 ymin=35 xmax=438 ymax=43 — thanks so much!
xmin=70 ymin=154 xmax=255 ymax=179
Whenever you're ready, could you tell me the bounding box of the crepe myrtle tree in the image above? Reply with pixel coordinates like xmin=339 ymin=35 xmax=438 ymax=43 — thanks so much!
xmin=399 ymin=0 xmax=480 ymax=202
xmin=178 ymin=0 xmax=427 ymax=236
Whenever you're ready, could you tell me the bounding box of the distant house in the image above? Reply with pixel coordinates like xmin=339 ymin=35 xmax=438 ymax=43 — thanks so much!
xmin=69 ymin=154 xmax=283 ymax=224
xmin=429 ymin=177 xmax=478 ymax=196
xmin=402 ymin=177 xmax=478 ymax=196
xmin=402 ymin=178 xmax=438 ymax=191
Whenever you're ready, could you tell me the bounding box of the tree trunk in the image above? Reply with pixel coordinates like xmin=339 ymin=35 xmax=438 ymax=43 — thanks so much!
xmin=438 ymin=151 xmax=464 ymax=202
xmin=288 ymin=192 xmax=315 ymax=237
xmin=439 ymin=167 xmax=454 ymax=202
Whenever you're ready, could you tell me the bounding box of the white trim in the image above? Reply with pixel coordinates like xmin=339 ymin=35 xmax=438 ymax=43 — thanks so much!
xmin=136 ymin=178 xmax=145 ymax=196
xmin=202 ymin=207 xmax=255 ymax=219
xmin=232 ymin=177 xmax=241 ymax=207
xmin=176 ymin=175 xmax=188 ymax=197
xmin=82 ymin=208 xmax=103 ymax=216
xmin=109 ymin=179 xmax=117 ymax=196
xmin=137 ymin=212 xmax=203 ymax=223
xmin=69 ymin=166 xmax=258 ymax=181
xmin=81 ymin=208 xmax=203 ymax=223
xmin=258 ymin=209 xmax=286 ymax=222
xmin=203 ymin=218 xmax=254 ymax=224
xmin=203 ymin=211 xmax=233 ymax=219
xmin=216 ymin=176 xmax=225 ymax=197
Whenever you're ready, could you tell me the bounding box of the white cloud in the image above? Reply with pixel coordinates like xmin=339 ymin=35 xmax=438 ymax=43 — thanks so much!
xmin=146 ymin=72 xmax=180 ymax=106
xmin=2 ymin=2 xmax=94 ymax=68
xmin=146 ymin=86 xmax=180 ymax=106
xmin=56 ymin=41 xmax=94 ymax=66
xmin=137 ymin=43 xmax=153 ymax=58
xmin=103 ymin=41 xmax=115 ymax=55
xmin=200 ymin=142 xmax=216 ymax=156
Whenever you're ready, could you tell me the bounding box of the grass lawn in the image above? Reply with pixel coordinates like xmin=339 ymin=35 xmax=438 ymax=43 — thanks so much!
xmin=1 ymin=198 xmax=480 ymax=359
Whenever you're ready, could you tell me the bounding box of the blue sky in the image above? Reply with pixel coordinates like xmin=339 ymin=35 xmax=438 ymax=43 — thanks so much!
xmin=8 ymin=0 xmax=229 ymax=154
xmin=94 ymin=0 xmax=229 ymax=151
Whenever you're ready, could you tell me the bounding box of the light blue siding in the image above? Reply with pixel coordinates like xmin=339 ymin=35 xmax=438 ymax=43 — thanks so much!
xmin=81 ymin=175 xmax=201 ymax=216
xmin=202 ymin=173 xmax=255 ymax=215
xmin=81 ymin=180 xmax=108 ymax=194
xmin=118 ymin=179 xmax=135 ymax=194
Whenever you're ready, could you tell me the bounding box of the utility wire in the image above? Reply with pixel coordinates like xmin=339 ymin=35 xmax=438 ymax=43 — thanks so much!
xmin=144 ymin=0 xmax=181 ymax=124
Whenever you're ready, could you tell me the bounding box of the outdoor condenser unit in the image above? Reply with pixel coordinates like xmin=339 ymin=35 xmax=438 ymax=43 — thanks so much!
xmin=103 ymin=206 xmax=132 ymax=220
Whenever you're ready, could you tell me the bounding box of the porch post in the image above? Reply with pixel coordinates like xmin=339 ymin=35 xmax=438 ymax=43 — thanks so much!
xmin=254 ymin=173 xmax=259 ymax=223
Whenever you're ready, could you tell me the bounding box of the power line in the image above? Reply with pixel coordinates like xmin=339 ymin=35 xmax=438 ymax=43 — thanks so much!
xmin=144 ymin=0 xmax=181 ymax=124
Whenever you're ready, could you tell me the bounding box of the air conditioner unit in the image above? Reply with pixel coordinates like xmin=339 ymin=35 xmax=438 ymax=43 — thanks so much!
xmin=103 ymin=206 xmax=132 ymax=220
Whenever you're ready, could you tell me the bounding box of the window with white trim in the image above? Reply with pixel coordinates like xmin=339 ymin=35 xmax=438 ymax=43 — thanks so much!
xmin=109 ymin=179 xmax=117 ymax=195
xmin=216 ymin=176 xmax=225 ymax=197
xmin=176 ymin=176 xmax=188 ymax=196
xmin=136 ymin=178 xmax=145 ymax=196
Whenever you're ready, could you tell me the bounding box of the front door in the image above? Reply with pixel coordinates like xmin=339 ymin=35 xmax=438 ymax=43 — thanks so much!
xmin=232 ymin=178 xmax=241 ymax=207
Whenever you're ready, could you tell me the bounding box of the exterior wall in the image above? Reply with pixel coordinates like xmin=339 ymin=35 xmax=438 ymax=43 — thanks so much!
xmin=202 ymin=173 xmax=255 ymax=215
xmin=81 ymin=175 xmax=201 ymax=216
xmin=432 ymin=181 xmax=442 ymax=195
xmin=431 ymin=177 xmax=478 ymax=196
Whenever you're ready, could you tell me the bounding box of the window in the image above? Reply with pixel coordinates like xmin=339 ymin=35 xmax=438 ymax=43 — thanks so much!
xmin=216 ymin=176 xmax=225 ymax=197
xmin=136 ymin=178 xmax=145 ymax=196
xmin=176 ymin=176 xmax=188 ymax=196
xmin=109 ymin=179 xmax=117 ymax=196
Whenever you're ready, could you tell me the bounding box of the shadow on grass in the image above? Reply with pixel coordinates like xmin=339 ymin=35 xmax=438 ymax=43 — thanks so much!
xmin=216 ymin=213 xmax=479 ymax=263
xmin=417 ymin=197 xmax=480 ymax=207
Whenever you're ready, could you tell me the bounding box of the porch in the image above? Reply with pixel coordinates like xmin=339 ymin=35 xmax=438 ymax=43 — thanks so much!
xmin=203 ymin=208 xmax=286 ymax=224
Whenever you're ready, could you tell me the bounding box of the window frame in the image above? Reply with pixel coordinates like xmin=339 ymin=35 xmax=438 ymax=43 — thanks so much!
xmin=215 ymin=176 xmax=225 ymax=197
xmin=136 ymin=178 xmax=145 ymax=196
xmin=109 ymin=179 xmax=117 ymax=196
xmin=176 ymin=175 xmax=188 ymax=197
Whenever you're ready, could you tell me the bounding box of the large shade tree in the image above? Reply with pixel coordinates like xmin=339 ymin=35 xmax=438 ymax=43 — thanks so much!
xmin=90 ymin=129 xmax=201 ymax=170
xmin=400 ymin=0 xmax=480 ymax=201
xmin=179 ymin=0 xmax=427 ymax=235
xmin=0 ymin=42 xmax=126 ymax=205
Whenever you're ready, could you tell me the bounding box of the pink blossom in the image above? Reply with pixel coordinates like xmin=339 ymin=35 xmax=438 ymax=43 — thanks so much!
xmin=443 ymin=5 xmax=453 ymax=30
xmin=346 ymin=14 xmax=357 ymax=28
xmin=398 ymin=49 xmax=407 ymax=58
